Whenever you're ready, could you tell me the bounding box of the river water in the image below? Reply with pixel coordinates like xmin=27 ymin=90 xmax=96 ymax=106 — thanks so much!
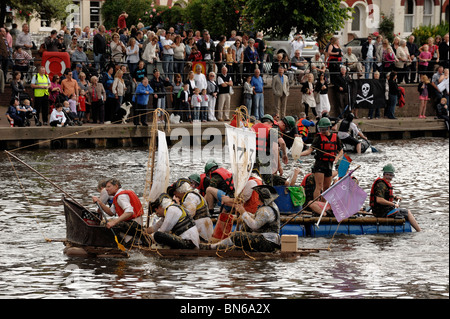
xmin=0 ymin=137 xmax=448 ymax=300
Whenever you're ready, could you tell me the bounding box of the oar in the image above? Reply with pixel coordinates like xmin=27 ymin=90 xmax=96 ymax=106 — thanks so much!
xmin=387 ymin=199 xmax=400 ymax=217
xmin=96 ymin=202 xmax=126 ymax=252
xmin=367 ymin=140 xmax=379 ymax=153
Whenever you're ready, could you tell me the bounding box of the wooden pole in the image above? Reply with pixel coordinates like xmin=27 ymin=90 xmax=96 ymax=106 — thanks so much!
xmin=5 ymin=150 xmax=90 ymax=212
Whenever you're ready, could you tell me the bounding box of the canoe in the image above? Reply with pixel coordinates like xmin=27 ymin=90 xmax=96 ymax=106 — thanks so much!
xmin=62 ymin=197 xmax=320 ymax=259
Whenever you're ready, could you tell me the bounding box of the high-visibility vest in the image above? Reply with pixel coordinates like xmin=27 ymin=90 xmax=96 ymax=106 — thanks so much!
xmin=34 ymin=73 xmax=49 ymax=97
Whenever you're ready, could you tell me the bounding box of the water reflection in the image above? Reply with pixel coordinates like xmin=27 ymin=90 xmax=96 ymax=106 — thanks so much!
xmin=0 ymin=138 xmax=448 ymax=299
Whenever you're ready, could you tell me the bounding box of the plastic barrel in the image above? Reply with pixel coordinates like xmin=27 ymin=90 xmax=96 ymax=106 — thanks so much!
xmin=212 ymin=213 xmax=234 ymax=242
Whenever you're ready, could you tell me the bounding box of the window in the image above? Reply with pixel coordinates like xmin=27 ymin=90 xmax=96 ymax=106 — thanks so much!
xmin=90 ymin=2 xmax=101 ymax=29
xmin=423 ymin=0 xmax=433 ymax=26
xmin=404 ymin=0 xmax=414 ymax=32
xmin=352 ymin=6 xmax=361 ymax=31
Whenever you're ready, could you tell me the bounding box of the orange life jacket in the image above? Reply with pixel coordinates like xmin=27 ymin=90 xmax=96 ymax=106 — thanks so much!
xmin=210 ymin=167 xmax=234 ymax=194
xmin=112 ymin=190 xmax=144 ymax=220
xmin=243 ymin=177 xmax=263 ymax=213
xmin=296 ymin=118 xmax=309 ymax=138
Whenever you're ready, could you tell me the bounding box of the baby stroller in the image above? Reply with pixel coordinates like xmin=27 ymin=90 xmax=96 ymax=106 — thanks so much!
xmin=61 ymin=107 xmax=82 ymax=126
xmin=17 ymin=92 xmax=42 ymax=126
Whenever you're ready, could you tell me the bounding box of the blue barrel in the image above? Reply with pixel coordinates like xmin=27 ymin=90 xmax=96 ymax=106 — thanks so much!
xmin=273 ymin=186 xmax=302 ymax=214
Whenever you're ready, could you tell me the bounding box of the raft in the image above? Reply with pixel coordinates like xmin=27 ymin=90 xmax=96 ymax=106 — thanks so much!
xmin=62 ymin=197 xmax=320 ymax=259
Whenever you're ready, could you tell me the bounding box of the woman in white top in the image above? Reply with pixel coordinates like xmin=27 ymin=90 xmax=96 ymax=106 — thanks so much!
xmin=112 ymin=69 xmax=126 ymax=106
xmin=193 ymin=64 xmax=207 ymax=91
xmin=173 ymin=35 xmax=186 ymax=77
xmin=231 ymin=38 xmax=244 ymax=85
xmin=395 ymin=39 xmax=411 ymax=84
xmin=110 ymin=33 xmax=126 ymax=63
xmin=126 ymin=38 xmax=140 ymax=76
xmin=301 ymin=73 xmax=317 ymax=118
xmin=142 ymin=35 xmax=160 ymax=75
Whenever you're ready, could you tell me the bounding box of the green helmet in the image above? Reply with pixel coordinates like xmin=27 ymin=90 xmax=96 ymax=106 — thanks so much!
xmin=282 ymin=116 xmax=296 ymax=132
xmin=188 ymin=173 xmax=200 ymax=184
xmin=317 ymin=117 xmax=332 ymax=128
xmin=382 ymin=164 xmax=395 ymax=174
xmin=204 ymin=159 xmax=218 ymax=174
xmin=261 ymin=114 xmax=274 ymax=124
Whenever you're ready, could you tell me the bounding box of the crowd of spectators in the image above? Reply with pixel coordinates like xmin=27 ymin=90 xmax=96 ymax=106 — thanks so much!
xmin=1 ymin=13 xmax=449 ymax=127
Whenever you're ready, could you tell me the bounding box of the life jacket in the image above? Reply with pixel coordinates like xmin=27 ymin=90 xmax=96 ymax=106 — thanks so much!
xmin=301 ymin=173 xmax=315 ymax=204
xmin=210 ymin=167 xmax=234 ymax=195
xmin=316 ymin=133 xmax=338 ymax=162
xmin=338 ymin=119 xmax=351 ymax=134
xmin=243 ymin=177 xmax=263 ymax=214
xmin=254 ymin=204 xmax=280 ymax=235
xmin=252 ymin=122 xmax=272 ymax=155
xmin=230 ymin=113 xmax=249 ymax=128
xmin=369 ymin=178 xmax=394 ymax=208
xmin=164 ymin=204 xmax=196 ymax=236
xmin=197 ymin=173 xmax=210 ymax=196
xmin=296 ymin=118 xmax=309 ymax=138
xmin=181 ymin=190 xmax=210 ymax=220
xmin=112 ymin=190 xmax=144 ymax=220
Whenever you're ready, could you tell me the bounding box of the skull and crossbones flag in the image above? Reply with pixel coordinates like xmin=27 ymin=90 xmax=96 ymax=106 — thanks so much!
xmin=352 ymin=79 xmax=386 ymax=109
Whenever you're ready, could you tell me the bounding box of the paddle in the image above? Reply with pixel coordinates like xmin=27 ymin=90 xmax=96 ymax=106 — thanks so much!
xmin=96 ymin=202 xmax=126 ymax=252
xmin=387 ymin=199 xmax=400 ymax=217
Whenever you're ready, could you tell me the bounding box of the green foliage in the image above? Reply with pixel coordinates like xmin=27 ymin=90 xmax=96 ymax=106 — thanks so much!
xmin=378 ymin=12 xmax=395 ymax=43
xmin=244 ymin=0 xmax=352 ymax=38
xmin=1 ymin=0 xmax=72 ymax=24
xmin=412 ymin=22 xmax=450 ymax=45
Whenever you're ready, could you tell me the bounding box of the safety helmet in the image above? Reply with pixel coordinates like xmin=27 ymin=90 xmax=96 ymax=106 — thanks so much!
xmin=204 ymin=159 xmax=219 ymax=174
xmin=282 ymin=116 xmax=296 ymax=132
xmin=382 ymin=164 xmax=395 ymax=174
xmin=188 ymin=173 xmax=201 ymax=185
xmin=261 ymin=114 xmax=274 ymax=124
xmin=317 ymin=117 xmax=332 ymax=128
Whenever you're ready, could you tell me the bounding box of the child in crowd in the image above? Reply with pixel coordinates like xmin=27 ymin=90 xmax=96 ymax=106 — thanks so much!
xmin=21 ymin=99 xmax=40 ymax=126
xmin=178 ymin=83 xmax=191 ymax=123
xmin=200 ymin=88 xmax=209 ymax=122
xmin=49 ymin=103 xmax=67 ymax=127
xmin=68 ymin=94 xmax=79 ymax=121
xmin=243 ymin=75 xmax=254 ymax=115
xmin=418 ymin=44 xmax=432 ymax=76
xmin=418 ymin=75 xmax=431 ymax=119
xmin=383 ymin=47 xmax=396 ymax=74
xmin=78 ymin=90 xmax=86 ymax=123
xmin=6 ymin=98 xmax=25 ymax=127
xmin=436 ymin=97 xmax=449 ymax=131
xmin=191 ymin=87 xmax=202 ymax=122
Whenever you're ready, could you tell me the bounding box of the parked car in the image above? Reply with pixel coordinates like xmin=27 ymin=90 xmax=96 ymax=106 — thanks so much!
xmin=343 ymin=38 xmax=369 ymax=60
xmin=264 ymin=35 xmax=319 ymax=60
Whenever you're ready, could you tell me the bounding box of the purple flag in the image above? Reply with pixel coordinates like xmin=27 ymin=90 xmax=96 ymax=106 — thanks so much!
xmin=322 ymin=172 xmax=367 ymax=222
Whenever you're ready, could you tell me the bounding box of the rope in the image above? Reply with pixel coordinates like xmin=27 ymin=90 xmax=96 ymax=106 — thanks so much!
xmin=6 ymin=152 xmax=50 ymax=242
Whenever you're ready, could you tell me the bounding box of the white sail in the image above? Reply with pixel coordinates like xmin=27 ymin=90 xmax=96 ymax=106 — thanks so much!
xmin=225 ymin=124 xmax=257 ymax=197
xmin=145 ymin=130 xmax=170 ymax=203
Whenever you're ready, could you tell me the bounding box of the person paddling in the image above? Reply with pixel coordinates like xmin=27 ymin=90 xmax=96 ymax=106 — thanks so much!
xmin=369 ymin=164 xmax=421 ymax=232
xmin=299 ymin=117 xmax=344 ymax=200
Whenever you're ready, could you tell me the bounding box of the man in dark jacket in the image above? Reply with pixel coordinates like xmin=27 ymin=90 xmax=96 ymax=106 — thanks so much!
xmin=406 ymin=35 xmax=419 ymax=83
xmin=439 ymin=33 xmax=449 ymax=69
xmin=196 ymin=30 xmax=216 ymax=74
xmin=333 ymin=66 xmax=352 ymax=118
xmin=93 ymin=25 xmax=107 ymax=71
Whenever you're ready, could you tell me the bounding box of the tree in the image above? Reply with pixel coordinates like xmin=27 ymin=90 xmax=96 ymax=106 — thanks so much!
xmin=244 ymin=0 xmax=352 ymax=38
xmin=1 ymin=0 xmax=72 ymax=26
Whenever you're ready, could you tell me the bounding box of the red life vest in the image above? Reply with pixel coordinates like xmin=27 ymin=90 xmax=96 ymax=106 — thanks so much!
xmin=243 ymin=177 xmax=263 ymax=213
xmin=369 ymin=178 xmax=394 ymax=208
xmin=296 ymin=118 xmax=309 ymax=138
xmin=112 ymin=190 xmax=144 ymax=220
xmin=210 ymin=167 xmax=234 ymax=194
xmin=252 ymin=122 xmax=272 ymax=155
xmin=317 ymin=133 xmax=338 ymax=162
xmin=197 ymin=173 xmax=208 ymax=196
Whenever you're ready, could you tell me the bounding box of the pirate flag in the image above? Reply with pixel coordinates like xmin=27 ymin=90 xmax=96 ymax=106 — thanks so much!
xmin=351 ymin=79 xmax=386 ymax=109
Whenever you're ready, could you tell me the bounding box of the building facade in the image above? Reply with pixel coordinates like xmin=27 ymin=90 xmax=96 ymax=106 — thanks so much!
xmin=338 ymin=0 xmax=449 ymax=43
